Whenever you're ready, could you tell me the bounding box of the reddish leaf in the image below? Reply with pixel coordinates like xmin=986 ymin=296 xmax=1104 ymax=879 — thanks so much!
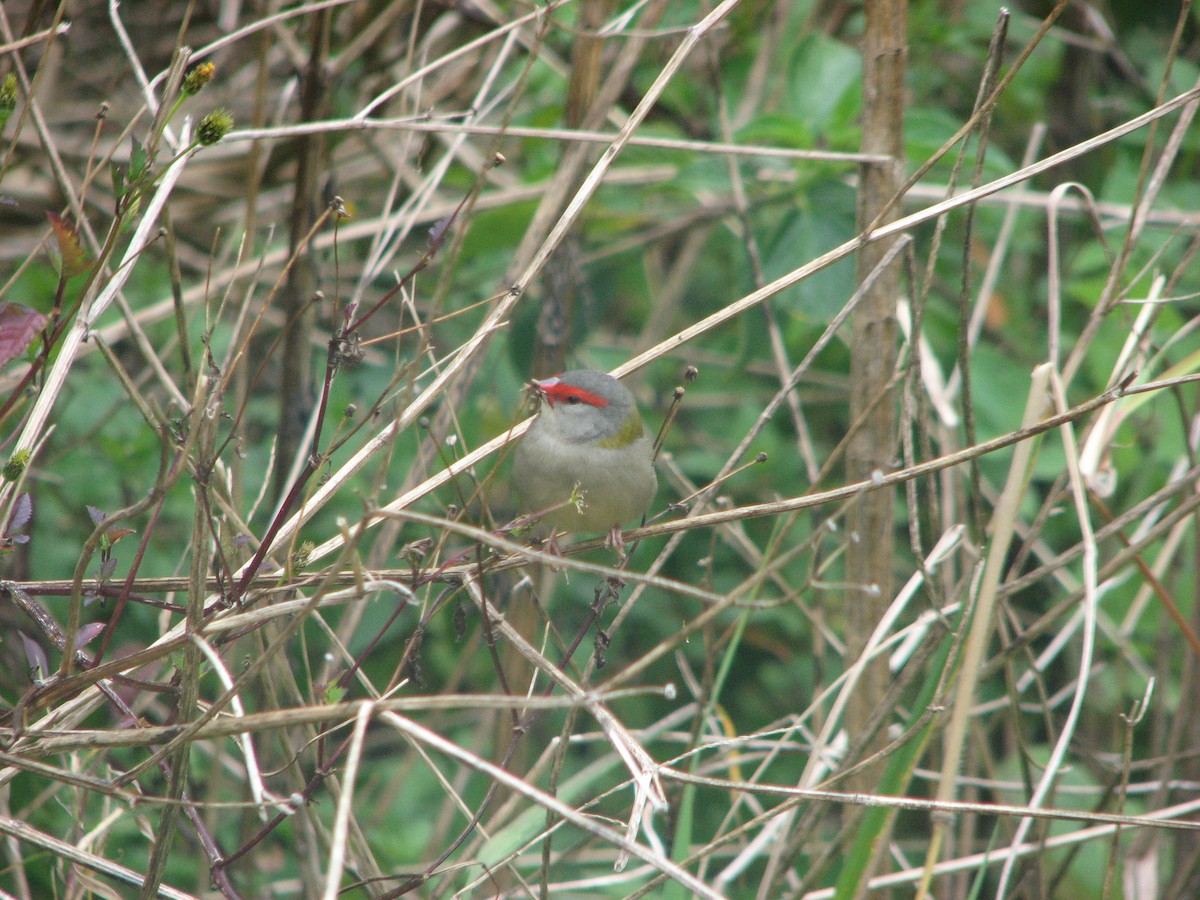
xmin=75 ymin=622 xmax=106 ymax=649
xmin=0 ymin=303 xmax=48 ymax=367
xmin=106 ymin=526 xmax=136 ymax=545
xmin=46 ymin=211 xmax=91 ymax=278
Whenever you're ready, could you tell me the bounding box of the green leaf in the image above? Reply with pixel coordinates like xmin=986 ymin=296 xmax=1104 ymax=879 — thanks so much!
xmin=128 ymin=136 xmax=148 ymax=182
xmin=785 ymin=33 xmax=862 ymax=138
xmin=110 ymin=161 xmax=126 ymax=199
xmin=761 ymin=180 xmax=858 ymax=323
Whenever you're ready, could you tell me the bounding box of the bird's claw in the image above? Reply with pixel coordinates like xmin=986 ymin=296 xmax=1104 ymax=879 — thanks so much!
xmin=605 ymin=525 xmax=628 ymax=563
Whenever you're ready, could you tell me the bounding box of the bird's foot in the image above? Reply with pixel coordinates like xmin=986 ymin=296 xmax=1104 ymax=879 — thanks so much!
xmin=542 ymin=531 xmax=564 ymax=557
xmin=534 ymin=531 xmax=567 ymax=573
xmin=604 ymin=525 xmax=628 ymax=563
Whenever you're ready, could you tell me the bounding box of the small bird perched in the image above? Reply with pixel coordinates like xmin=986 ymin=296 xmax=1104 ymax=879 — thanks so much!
xmin=514 ymin=370 xmax=656 ymax=557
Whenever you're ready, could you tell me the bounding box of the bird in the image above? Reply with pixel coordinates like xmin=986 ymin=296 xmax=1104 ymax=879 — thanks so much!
xmin=513 ymin=370 xmax=657 ymax=558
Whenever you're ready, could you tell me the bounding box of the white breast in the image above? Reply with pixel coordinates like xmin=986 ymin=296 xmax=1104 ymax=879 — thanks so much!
xmin=514 ymin=424 xmax=656 ymax=534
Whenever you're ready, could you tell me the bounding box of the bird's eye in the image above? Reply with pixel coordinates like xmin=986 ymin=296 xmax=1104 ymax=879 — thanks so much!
xmin=566 ymin=394 xmax=582 ymax=404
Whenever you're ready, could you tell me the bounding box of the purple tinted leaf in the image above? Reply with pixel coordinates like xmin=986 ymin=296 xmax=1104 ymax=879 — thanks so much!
xmin=8 ymin=493 xmax=31 ymax=532
xmin=74 ymin=622 xmax=105 ymax=649
xmin=86 ymin=505 xmax=107 ymax=526
xmin=428 ymin=216 xmax=451 ymax=245
xmin=10 ymin=534 xmax=28 ymax=545
xmin=99 ymin=557 xmax=117 ymax=581
xmin=19 ymin=632 xmax=49 ymax=684
xmin=0 ymin=303 xmax=48 ymax=368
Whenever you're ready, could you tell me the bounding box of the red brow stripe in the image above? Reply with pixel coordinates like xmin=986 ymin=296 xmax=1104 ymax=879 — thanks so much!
xmin=543 ymin=382 xmax=609 ymax=407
